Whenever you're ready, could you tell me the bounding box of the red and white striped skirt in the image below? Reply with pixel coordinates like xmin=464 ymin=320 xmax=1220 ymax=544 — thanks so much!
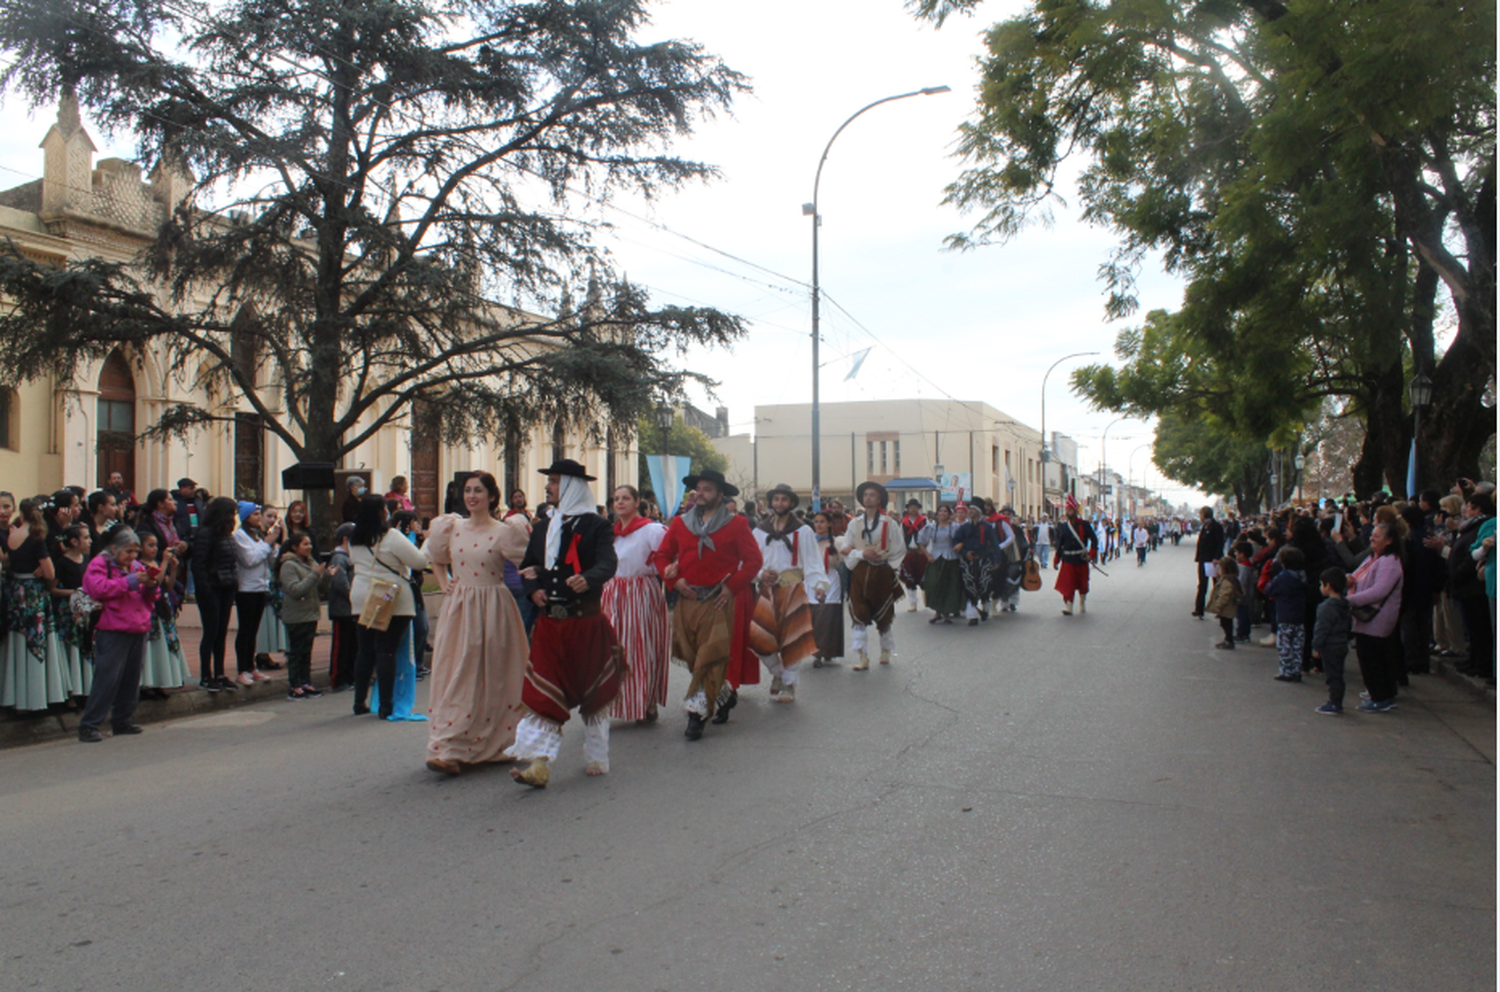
xmin=603 ymin=575 xmax=670 ymax=721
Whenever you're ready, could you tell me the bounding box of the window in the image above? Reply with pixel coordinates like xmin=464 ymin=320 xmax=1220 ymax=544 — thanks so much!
xmin=893 ymin=440 xmax=900 ymax=474
xmin=992 ymin=445 xmax=999 ymax=473
xmin=880 ymin=440 xmax=888 ymax=474
xmin=867 ymin=440 xmax=875 ymax=474
xmin=0 ymin=388 xmax=12 ymax=450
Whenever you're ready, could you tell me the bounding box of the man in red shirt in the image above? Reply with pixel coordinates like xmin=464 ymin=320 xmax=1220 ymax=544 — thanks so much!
xmin=655 ymin=469 xmax=762 ymax=740
xmin=898 ymin=499 xmax=929 ymax=613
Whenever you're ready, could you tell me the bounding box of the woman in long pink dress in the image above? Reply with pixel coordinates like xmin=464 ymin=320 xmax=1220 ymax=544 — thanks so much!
xmin=604 ymin=485 xmax=669 ymax=723
xmin=423 ymin=472 xmax=532 ymax=775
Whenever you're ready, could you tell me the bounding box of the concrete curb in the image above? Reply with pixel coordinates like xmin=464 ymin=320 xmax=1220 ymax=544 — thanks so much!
xmin=1433 ymin=654 xmax=1497 ymax=704
xmin=0 ymin=666 xmax=326 ymax=749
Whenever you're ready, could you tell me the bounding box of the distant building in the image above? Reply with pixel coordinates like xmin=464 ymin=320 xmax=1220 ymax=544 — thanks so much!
xmin=711 ymin=398 xmax=1049 ymax=517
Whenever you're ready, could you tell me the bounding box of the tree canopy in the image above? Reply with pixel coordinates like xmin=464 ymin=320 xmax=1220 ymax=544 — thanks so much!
xmin=0 ymin=0 xmax=748 ymax=519
xmin=918 ymin=0 xmax=1495 ymax=497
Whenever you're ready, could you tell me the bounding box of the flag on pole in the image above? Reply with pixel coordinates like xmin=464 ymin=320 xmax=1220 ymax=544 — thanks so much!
xmin=646 ymin=454 xmax=687 ymax=516
xmin=843 ymin=347 xmax=872 ymax=381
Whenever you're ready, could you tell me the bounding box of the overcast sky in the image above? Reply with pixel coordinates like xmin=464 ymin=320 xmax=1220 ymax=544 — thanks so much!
xmin=0 ymin=0 xmax=1198 ymax=502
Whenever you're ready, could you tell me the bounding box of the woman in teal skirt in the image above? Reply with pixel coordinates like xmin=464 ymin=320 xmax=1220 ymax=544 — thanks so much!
xmin=137 ymin=532 xmax=190 ymax=693
xmin=3 ymin=498 xmax=73 ymax=710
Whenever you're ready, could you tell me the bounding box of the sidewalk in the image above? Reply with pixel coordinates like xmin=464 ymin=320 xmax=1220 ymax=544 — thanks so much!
xmin=0 ymin=593 xmax=446 ymax=749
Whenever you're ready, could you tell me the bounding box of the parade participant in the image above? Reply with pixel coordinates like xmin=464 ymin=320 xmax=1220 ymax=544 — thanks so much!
xmin=654 ymin=469 xmax=762 ymax=739
xmin=953 ymin=504 xmax=1000 ymax=626
xmin=1133 ymin=521 xmax=1151 ymax=566
xmin=508 ymin=461 xmax=623 ymax=786
xmin=604 ymin=485 xmax=670 ymax=723
xmin=898 ymin=499 xmax=929 ymax=612
xmin=422 ymin=472 xmax=532 ymax=774
xmin=839 ymin=481 xmax=905 ymax=668
xmin=1035 ymin=514 xmax=1054 ymax=569
xmin=749 ymin=484 xmax=827 ymax=703
xmin=504 ymin=489 xmax=531 ymax=522
xmin=1054 ymin=495 xmax=1099 ymax=615
xmin=809 ymin=511 xmax=846 ymax=665
xmin=919 ymin=505 xmax=964 ymax=623
xmin=994 ymin=505 xmax=1025 ymax=613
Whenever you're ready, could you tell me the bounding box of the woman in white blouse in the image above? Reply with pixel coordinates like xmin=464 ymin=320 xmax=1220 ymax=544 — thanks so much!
xmin=348 ymin=494 xmax=430 ymax=718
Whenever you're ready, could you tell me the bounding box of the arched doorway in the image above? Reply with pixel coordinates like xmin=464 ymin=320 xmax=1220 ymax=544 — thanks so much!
xmin=96 ymin=351 xmax=136 ymax=490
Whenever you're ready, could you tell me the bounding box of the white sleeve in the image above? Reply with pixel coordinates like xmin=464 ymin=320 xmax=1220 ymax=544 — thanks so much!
xmin=799 ymin=525 xmax=829 ymax=592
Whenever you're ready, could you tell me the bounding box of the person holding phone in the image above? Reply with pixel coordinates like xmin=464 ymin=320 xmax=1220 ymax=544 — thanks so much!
xmin=77 ymin=529 xmax=161 ymax=742
xmin=232 ymin=502 xmax=283 ymax=686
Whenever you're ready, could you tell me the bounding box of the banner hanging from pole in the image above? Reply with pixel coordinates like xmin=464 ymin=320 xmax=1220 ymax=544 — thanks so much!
xmin=645 ymin=454 xmax=687 ymax=516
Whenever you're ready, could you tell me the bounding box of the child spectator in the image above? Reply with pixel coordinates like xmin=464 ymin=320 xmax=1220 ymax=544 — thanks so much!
xmin=1233 ymin=542 xmax=1256 ymax=642
xmin=1206 ymin=555 xmax=1243 ymax=649
xmin=1311 ymin=567 xmax=1353 ymax=714
xmin=278 ymin=533 xmax=330 ymax=700
xmin=1265 ymin=546 xmax=1308 ymax=682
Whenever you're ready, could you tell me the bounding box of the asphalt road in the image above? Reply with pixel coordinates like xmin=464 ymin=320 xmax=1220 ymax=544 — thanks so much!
xmin=2 ymin=542 xmax=1493 ymax=992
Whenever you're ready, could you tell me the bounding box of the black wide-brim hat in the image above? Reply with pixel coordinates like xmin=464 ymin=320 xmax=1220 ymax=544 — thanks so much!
xmin=683 ymin=468 xmax=739 ymax=498
xmin=856 ymin=481 xmax=889 ymax=506
xmin=538 ymin=458 xmax=596 ymax=481
xmin=765 ymin=483 xmax=799 ymax=508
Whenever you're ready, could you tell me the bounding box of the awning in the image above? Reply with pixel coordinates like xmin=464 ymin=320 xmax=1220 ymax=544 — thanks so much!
xmin=882 ymin=477 xmax=943 ymax=491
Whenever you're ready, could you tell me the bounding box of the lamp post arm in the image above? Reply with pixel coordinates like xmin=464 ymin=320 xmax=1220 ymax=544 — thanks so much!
xmin=812 ymin=88 xmax=950 ymax=209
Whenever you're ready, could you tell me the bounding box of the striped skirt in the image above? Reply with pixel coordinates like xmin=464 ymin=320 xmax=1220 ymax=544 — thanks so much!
xmin=603 ymin=575 xmax=670 ymax=721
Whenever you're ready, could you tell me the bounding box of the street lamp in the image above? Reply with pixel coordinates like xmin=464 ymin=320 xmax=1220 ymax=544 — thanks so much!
xmin=1099 ymin=416 xmax=1137 ymax=520
xmin=655 ymin=403 xmax=673 ymax=451
xmin=1409 ymin=372 xmax=1433 ymax=496
xmin=1294 ymin=452 xmax=1306 ymax=504
xmin=804 ymin=85 xmax=951 ymax=511
xmin=1040 ymin=351 xmax=1099 ymax=464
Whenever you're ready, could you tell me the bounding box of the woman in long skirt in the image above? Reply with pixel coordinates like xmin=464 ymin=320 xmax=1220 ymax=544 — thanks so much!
xmin=137 ymin=533 xmax=190 ymax=693
xmin=604 ymin=486 xmax=669 ymax=723
xmin=50 ymin=524 xmax=95 ymax=698
xmin=422 ymin=472 xmax=531 ymax=775
xmin=920 ymin=506 xmax=964 ymax=623
xmin=809 ymin=511 xmax=846 ymax=664
xmin=3 ymin=499 xmax=72 ymax=709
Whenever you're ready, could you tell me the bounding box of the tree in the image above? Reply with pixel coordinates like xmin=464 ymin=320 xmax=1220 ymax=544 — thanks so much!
xmin=915 ymin=0 xmax=1495 ymax=491
xmin=0 ymin=0 xmax=748 ymax=531
xmin=635 ymin=413 xmax=726 ymax=497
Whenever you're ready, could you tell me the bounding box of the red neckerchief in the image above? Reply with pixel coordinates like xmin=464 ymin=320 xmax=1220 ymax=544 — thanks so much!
xmin=901 ymin=513 xmax=927 ymax=537
xmin=564 ymin=533 xmax=583 ymax=573
xmin=614 ymin=515 xmax=652 ymax=538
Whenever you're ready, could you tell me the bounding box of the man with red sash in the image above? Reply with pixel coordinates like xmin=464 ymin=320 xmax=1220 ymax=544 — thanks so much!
xmin=1053 ymin=494 xmax=1099 ymax=616
xmin=508 ymin=460 xmax=622 ymax=788
xmin=654 ymin=469 xmax=762 ymax=740
xmin=898 ymin=499 xmax=929 ymax=612
xmin=750 ymin=484 xmax=827 ymax=703
xmin=839 ymin=481 xmax=906 ymax=669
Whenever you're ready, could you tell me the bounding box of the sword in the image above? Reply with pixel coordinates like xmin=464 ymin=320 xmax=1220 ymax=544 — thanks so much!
xmin=1090 ymin=559 xmax=1111 ymax=577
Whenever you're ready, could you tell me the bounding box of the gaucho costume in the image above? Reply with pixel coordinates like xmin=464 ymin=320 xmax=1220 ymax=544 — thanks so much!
xmin=654 ymin=470 xmax=762 ymax=738
xmin=1053 ymin=495 xmax=1099 ymax=615
xmin=750 ymin=484 xmax=827 ymax=702
xmin=508 ymin=461 xmax=624 ymax=787
xmin=839 ymin=482 xmax=906 ymax=669
xmin=898 ymin=501 xmax=929 ymax=612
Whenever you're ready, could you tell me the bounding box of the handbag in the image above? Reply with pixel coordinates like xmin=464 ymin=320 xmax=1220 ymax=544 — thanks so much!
xmin=1349 ymin=576 xmax=1393 ymax=623
xmin=356 ymin=549 xmax=406 ymax=631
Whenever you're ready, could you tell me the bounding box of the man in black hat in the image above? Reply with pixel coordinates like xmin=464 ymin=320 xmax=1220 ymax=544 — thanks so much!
xmin=837 ymin=481 xmax=906 ymax=669
xmin=749 ymin=484 xmax=828 ymax=703
xmin=172 ymin=477 xmax=200 ymax=540
xmin=654 ymin=468 xmax=762 ymax=739
xmin=508 ymin=459 xmax=623 ymax=788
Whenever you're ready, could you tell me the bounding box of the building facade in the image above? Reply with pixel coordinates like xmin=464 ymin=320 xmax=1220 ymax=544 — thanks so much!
xmin=712 ymin=398 xmax=1053 ymax=518
xmin=0 ymin=100 xmax=635 ymax=516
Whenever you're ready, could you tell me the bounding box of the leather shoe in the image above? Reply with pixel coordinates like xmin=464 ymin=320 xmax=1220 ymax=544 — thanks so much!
xmin=684 ymin=713 xmax=705 ymax=741
xmin=111 ymin=724 xmax=144 ymax=735
xmin=710 ymin=688 xmax=737 ymax=725
xmin=77 ymin=727 xmax=102 ymax=743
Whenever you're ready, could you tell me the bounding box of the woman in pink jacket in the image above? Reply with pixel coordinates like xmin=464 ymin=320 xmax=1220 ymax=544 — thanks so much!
xmin=77 ymin=529 xmax=162 ymax=743
xmin=1347 ymin=522 xmax=1405 ymax=713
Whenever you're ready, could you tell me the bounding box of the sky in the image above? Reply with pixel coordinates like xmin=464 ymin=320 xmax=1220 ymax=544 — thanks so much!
xmin=0 ymin=0 xmax=1199 ymax=504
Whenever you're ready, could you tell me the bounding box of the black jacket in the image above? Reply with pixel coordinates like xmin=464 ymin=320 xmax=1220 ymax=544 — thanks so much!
xmin=1196 ymin=519 xmax=1226 ymax=563
xmin=191 ymin=527 xmax=239 ymax=592
xmin=520 ymin=513 xmax=618 ymax=611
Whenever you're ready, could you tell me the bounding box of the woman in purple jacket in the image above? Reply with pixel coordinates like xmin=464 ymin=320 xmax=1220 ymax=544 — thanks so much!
xmin=1347 ymin=523 xmax=1405 ymax=713
xmin=77 ymin=529 xmax=162 ymax=742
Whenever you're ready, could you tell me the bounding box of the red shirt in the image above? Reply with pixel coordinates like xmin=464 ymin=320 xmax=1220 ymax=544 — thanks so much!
xmin=655 ymin=513 xmax=762 ymax=594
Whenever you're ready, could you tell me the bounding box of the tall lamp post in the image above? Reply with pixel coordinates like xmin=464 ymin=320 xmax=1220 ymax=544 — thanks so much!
xmin=1409 ymin=372 xmax=1433 ymax=496
xmin=804 ymin=85 xmax=951 ymax=511
xmin=1294 ymin=453 xmax=1306 ymax=504
xmin=1098 ymin=416 xmax=1136 ymax=520
xmin=1040 ymin=351 xmax=1099 ymax=464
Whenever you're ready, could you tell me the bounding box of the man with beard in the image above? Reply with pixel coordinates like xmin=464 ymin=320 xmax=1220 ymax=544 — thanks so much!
xmin=1054 ymin=495 xmax=1099 ymax=615
xmin=508 ymin=460 xmax=623 ymax=788
xmin=655 ymin=469 xmax=762 ymax=739
xmin=838 ymin=481 xmax=906 ymax=669
xmin=749 ymin=484 xmax=827 ymax=703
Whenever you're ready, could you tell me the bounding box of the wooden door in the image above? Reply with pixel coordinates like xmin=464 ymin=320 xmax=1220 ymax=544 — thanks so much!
xmin=235 ymin=412 xmax=265 ymax=502
xmin=410 ymin=400 xmax=440 ymax=522
xmin=96 ymin=351 xmax=136 ymax=490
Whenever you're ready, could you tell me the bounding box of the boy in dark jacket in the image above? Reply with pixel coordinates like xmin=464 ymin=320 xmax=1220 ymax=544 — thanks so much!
xmin=1265 ymin=546 xmax=1308 ymax=683
xmin=1311 ymin=567 xmax=1353 ymax=715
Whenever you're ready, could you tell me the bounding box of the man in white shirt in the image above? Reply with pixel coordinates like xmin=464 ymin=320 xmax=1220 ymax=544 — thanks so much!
xmin=1133 ymin=520 xmax=1151 ymax=566
xmin=749 ymin=484 xmax=828 ymax=702
xmin=1035 ymin=515 xmax=1054 ymax=569
xmin=838 ymin=482 xmax=906 ymax=669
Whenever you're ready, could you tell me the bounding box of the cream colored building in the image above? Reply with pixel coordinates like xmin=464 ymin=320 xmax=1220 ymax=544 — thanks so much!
xmin=0 ymin=100 xmax=635 ymax=515
xmin=713 ymin=398 xmax=1050 ymax=517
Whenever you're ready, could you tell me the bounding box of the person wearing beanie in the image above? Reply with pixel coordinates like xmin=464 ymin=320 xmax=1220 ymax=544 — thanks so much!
xmin=231 ymin=502 xmax=284 ymax=686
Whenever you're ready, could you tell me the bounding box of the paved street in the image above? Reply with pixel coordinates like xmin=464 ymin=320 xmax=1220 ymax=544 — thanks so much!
xmin=1 ymin=542 xmax=1493 ymax=992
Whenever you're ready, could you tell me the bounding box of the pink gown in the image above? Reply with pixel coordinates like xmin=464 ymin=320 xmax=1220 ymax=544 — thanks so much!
xmin=424 ymin=514 xmax=531 ymax=764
